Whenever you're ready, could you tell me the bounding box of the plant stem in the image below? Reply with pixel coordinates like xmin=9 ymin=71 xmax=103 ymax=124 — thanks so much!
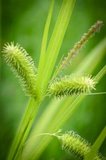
xmin=37 ymin=0 xmax=54 ymax=92
xmin=84 ymin=126 xmax=106 ymax=160
xmin=8 ymin=98 xmax=40 ymax=160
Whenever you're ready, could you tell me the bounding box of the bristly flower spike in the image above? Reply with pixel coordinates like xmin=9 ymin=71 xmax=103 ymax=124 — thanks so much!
xmin=54 ymin=21 xmax=103 ymax=77
xmin=33 ymin=130 xmax=103 ymax=160
xmin=2 ymin=42 xmax=37 ymax=97
xmin=57 ymin=131 xmax=103 ymax=160
xmin=48 ymin=75 xmax=96 ymax=97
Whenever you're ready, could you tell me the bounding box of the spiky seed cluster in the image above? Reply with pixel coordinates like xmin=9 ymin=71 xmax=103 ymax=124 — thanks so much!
xmin=56 ymin=21 xmax=103 ymax=76
xmin=58 ymin=131 xmax=103 ymax=160
xmin=48 ymin=75 xmax=96 ymax=97
xmin=2 ymin=42 xmax=37 ymax=97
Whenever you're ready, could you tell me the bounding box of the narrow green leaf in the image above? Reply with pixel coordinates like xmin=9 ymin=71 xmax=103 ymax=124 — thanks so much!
xmin=41 ymin=0 xmax=75 ymax=93
xmin=37 ymin=0 xmax=54 ymax=93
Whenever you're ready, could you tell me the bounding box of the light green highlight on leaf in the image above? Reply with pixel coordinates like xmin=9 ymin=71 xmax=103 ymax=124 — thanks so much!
xmin=37 ymin=0 xmax=54 ymax=95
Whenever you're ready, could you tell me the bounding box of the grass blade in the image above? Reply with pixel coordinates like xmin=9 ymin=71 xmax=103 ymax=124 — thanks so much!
xmin=41 ymin=0 xmax=75 ymax=93
xmin=37 ymin=0 xmax=54 ymax=93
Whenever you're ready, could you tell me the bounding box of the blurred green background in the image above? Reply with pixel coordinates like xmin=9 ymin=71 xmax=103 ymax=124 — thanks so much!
xmin=1 ymin=0 xmax=106 ymax=159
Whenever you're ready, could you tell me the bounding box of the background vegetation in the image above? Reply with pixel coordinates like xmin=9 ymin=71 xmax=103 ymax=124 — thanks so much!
xmin=1 ymin=0 xmax=106 ymax=159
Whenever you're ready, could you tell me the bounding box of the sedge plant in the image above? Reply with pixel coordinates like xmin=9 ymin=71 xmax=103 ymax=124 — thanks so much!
xmin=1 ymin=0 xmax=106 ymax=160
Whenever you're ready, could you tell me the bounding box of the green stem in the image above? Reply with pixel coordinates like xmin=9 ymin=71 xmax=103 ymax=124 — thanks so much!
xmin=37 ymin=0 xmax=54 ymax=91
xmin=84 ymin=126 xmax=106 ymax=160
xmin=8 ymin=98 xmax=40 ymax=160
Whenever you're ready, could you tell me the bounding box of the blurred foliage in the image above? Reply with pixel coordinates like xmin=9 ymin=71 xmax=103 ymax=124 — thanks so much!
xmin=1 ymin=0 xmax=106 ymax=159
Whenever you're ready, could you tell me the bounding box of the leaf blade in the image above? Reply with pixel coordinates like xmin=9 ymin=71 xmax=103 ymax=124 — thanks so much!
xmin=41 ymin=0 xmax=75 ymax=93
xmin=37 ymin=0 xmax=54 ymax=90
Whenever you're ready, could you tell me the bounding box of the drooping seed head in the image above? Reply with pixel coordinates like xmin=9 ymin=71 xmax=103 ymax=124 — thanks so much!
xmin=2 ymin=42 xmax=37 ymax=97
xmin=48 ymin=75 xmax=96 ymax=97
xmin=57 ymin=131 xmax=103 ymax=160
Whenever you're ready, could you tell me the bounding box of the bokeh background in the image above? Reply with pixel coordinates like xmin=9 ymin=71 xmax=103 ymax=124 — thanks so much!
xmin=1 ymin=0 xmax=106 ymax=159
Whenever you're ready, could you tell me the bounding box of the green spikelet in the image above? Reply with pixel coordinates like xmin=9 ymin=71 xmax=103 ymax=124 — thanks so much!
xmin=48 ymin=75 xmax=96 ymax=97
xmin=58 ymin=131 xmax=103 ymax=160
xmin=55 ymin=21 xmax=103 ymax=76
xmin=2 ymin=42 xmax=37 ymax=97
xmin=36 ymin=130 xmax=104 ymax=160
